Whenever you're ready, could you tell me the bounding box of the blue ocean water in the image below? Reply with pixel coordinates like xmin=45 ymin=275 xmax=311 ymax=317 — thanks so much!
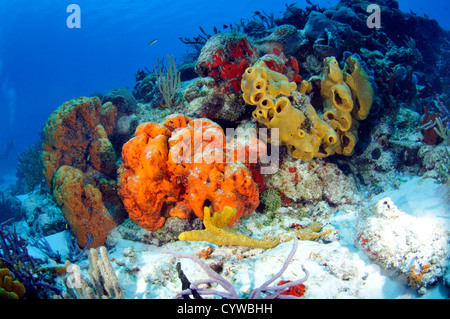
xmin=0 ymin=0 xmax=449 ymax=177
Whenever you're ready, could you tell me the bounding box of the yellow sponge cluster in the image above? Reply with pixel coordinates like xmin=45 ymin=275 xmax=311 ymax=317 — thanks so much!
xmin=242 ymin=60 xmax=338 ymax=160
xmin=320 ymin=56 xmax=374 ymax=156
xmin=0 ymin=268 xmax=26 ymax=299
xmin=241 ymin=56 xmax=373 ymax=160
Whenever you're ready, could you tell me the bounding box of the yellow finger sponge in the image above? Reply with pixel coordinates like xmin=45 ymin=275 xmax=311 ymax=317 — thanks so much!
xmin=179 ymin=206 xmax=279 ymax=248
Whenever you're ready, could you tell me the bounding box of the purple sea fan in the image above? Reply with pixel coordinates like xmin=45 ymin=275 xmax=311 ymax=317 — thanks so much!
xmin=163 ymin=236 xmax=309 ymax=299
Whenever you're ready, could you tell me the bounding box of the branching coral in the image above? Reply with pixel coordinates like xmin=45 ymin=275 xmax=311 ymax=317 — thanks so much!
xmin=434 ymin=116 xmax=450 ymax=145
xmin=155 ymin=55 xmax=181 ymax=108
xmin=0 ymin=219 xmax=61 ymax=298
xmin=179 ymin=206 xmax=332 ymax=248
xmin=62 ymin=246 xmax=122 ymax=299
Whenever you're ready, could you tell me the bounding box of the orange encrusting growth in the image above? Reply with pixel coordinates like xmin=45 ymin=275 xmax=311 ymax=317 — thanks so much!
xmin=405 ymin=264 xmax=430 ymax=287
xmin=118 ymin=114 xmax=262 ymax=231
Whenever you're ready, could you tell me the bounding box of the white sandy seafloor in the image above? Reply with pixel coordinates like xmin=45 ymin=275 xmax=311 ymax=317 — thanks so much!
xmin=23 ymin=175 xmax=449 ymax=299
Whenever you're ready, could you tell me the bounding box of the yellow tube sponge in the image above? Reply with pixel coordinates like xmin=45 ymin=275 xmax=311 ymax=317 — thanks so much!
xmin=343 ymin=56 xmax=374 ymax=121
xmin=242 ymin=60 xmax=339 ymax=161
xmin=321 ymin=57 xmax=354 ymax=132
xmin=242 ymin=61 xmax=296 ymax=104
xmin=323 ymin=97 xmax=353 ymax=132
xmin=179 ymin=206 xmax=279 ymax=248
xmin=241 ymin=56 xmax=373 ymax=160
xmin=320 ymin=56 xmax=374 ymax=156
xmin=302 ymin=99 xmax=340 ymax=157
xmin=335 ymin=122 xmax=359 ymax=156
xmin=321 ymin=56 xmax=344 ymax=92
xmin=330 ymin=83 xmax=354 ymax=113
xmin=298 ymin=80 xmax=313 ymax=94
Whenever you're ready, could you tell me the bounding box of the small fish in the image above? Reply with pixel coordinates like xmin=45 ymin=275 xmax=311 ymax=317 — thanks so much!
xmin=147 ymin=39 xmax=158 ymax=46
xmin=223 ymin=24 xmax=228 ymax=29
xmin=253 ymin=11 xmax=261 ymax=16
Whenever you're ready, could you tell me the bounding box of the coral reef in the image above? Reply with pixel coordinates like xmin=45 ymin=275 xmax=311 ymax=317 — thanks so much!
xmin=3 ymin=0 xmax=450 ymax=300
xmin=41 ymin=97 xmax=127 ymax=247
xmin=118 ymin=114 xmax=263 ymax=231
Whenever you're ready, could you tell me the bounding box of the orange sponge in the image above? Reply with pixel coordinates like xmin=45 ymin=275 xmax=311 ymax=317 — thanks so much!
xmin=118 ymin=114 xmax=261 ymax=230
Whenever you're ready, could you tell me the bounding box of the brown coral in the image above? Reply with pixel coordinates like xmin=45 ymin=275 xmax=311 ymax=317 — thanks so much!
xmin=52 ymin=166 xmax=119 ymax=247
xmin=41 ymin=97 xmax=126 ymax=247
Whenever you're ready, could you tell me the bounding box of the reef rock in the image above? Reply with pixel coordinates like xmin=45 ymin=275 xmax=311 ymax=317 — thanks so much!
xmin=195 ymin=33 xmax=258 ymax=94
xmin=102 ymin=87 xmax=138 ymax=116
xmin=110 ymin=217 xmax=202 ymax=247
xmin=21 ymin=193 xmax=66 ymax=236
xmin=266 ymin=159 xmax=360 ymax=205
xmin=184 ymin=78 xmax=248 ymax=122
xmin=356 ymin=197 xmax=450 ymax=294
xmin=304 ymin=11 xmax=337 ymax=40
